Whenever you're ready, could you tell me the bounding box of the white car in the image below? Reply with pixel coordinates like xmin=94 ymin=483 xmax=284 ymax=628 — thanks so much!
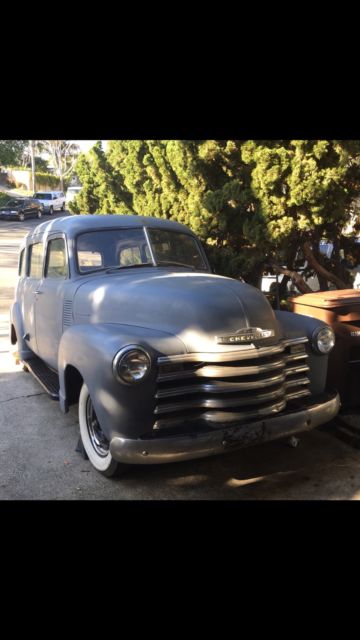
xmin=33 ymin=191 xmax=66 ymax=215
xmin=66 ymin=186 xmax=82 ymax=207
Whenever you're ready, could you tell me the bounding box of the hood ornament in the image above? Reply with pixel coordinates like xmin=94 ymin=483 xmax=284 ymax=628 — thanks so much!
xmin=216 ymin=327 xmax=275 ymax=345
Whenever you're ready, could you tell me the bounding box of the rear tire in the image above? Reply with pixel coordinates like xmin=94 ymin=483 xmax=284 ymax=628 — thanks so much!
xmin=78 ymin=383 xmax=128 ymax=478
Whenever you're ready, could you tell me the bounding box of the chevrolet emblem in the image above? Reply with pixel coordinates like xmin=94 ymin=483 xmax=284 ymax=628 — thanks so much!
xmin=216 ymin=327 xmax=275 ymax=344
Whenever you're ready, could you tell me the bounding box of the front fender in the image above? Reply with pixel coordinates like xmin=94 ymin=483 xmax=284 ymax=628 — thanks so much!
xmin=275 ymin=310 xmax=331 ymax=394
xmin=10 ymin=301 xmax=34 ymax=360
xmin=58 ymin=323 xmax=186 ymax=440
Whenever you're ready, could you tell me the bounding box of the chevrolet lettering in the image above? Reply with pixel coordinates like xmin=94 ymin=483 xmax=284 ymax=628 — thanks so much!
xmin=216 ymin=328 xmax=275 ymax=344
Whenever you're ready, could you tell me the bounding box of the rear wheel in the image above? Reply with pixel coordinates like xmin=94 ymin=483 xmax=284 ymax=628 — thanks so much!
xmin=78 ymin=383 xmax=127 ymax=477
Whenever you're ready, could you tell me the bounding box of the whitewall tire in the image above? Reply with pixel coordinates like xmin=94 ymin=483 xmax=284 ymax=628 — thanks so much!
xmin=78 ymin=383 xmax=126 ymax=478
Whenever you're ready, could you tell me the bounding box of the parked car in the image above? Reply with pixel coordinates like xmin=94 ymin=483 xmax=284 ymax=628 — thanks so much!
xmin=0 ymin=197 xmax=43 ymax=222
xmin=32 ymin=191 xmax=66 ymax=215
xmin=66 ymin=186 xmax=82 ymax=207
xmin=10 ymin=215 xmax=340 ymax=477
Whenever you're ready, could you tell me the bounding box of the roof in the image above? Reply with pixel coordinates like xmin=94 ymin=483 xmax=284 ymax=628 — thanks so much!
xmin=28 ymin=214 xmax=196 ymax=240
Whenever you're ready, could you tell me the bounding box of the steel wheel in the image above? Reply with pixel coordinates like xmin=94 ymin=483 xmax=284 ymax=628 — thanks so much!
xmin=78 ymin=383 xmax=126 ymax=477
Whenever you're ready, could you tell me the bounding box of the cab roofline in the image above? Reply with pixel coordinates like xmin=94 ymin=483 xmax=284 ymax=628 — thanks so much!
xmin=27 ymin=214 xmax=197 ymax=241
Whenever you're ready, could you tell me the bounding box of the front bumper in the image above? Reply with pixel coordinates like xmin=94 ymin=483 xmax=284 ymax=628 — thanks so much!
xmin=110 ymin=390 xmax=340 ymax=464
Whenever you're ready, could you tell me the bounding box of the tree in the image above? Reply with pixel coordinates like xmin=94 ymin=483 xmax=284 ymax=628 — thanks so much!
xmin=0 ymin=140 xmax=28 ymax=166
xmin=241 ymin=140 xmax=360 ymax=292
xmin=69 ymin=141 xmax=132 ymax=215
xmin=41 ymin=140 xmax=80 ymax=191
xmin=67 ymin=139 xmax=360 ymax=290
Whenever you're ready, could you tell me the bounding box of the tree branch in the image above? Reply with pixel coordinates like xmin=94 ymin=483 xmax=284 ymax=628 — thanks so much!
xmin=302 ymin=241 xmax=348 ymax=289
xmin=268 ymin=262 xmax=314 ymax=294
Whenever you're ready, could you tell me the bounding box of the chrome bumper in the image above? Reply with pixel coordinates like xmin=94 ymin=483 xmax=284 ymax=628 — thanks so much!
xmin=110 ymin=390 xmax=340 ymax=465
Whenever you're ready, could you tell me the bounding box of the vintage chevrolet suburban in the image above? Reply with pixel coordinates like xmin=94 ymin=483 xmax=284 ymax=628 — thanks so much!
xmin=10 ymin=215 xmax=340 ymax=477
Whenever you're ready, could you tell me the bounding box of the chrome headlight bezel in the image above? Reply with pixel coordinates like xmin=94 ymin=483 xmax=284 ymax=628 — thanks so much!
xmin=113 ymin=345 xmax=151 ymax=385
xmin=311 ymin=326 xmax=335 ymax=354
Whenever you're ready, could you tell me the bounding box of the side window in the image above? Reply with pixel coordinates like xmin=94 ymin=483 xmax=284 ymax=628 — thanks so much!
xmin=29 ymin=243 xmax=44 ymax=279
xmin=18 ymin=249 xmax=26 ymax=277
xmin=45 ymin=238 xmax=68 ymax=278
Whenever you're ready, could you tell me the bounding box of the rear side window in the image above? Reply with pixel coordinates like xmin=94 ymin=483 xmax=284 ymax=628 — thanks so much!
xmin=45 ymin=238 xmax=68 ymax=278
xmin=29 ymin=243 xmax=44 ymax=278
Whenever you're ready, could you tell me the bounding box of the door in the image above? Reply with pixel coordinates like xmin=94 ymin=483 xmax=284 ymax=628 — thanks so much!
xmin=35 ymin=236 xmax=69 ymax=369
xmin=22 ymin=241 xmax=44 ymax=355
xmin=24 ymin=199 xmax=34 ymax=218
xmin=53 ymin=193 xmax=60 ymax=211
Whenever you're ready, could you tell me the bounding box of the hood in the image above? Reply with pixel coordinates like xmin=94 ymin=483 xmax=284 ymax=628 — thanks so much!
xmin=73 ymin=269 xmax=281 ymax=353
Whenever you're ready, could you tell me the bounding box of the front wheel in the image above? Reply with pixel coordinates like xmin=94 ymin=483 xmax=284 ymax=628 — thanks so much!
xmin=19 ymin=212 xmax=25 ymax=221
xmin=49 ymin=206 xmax=54 ymax=215
xmin=37 ymin=209 xmax=42 ymax=218
xmin=61 ymin=203 xmax=65 ymax=211
xmin=78 ymin=383 xmax=127 ymax=477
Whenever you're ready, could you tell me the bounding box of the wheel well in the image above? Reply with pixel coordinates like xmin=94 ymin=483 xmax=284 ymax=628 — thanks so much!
xmin=11 ymin=324 xmax=17 ymax=345
xmin=64 ymin=365 xmax=83 ymax=406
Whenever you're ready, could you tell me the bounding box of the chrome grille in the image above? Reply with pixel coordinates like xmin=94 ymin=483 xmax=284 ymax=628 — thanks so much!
xmin=154 ymin=338 xmax=310 ymax=431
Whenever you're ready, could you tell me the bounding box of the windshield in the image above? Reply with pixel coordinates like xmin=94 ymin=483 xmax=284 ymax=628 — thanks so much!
xmin=34 ymin=193 xmax=51 ymax=200
xmin=4 ymin=199 xmax=22 ymax=207
xmin=76 ymin=227 xmax=208 ymax=273
xmin=147 ymin=229 xmax=207 ymax=270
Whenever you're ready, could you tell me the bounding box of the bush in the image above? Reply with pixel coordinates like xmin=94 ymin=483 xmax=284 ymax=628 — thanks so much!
xmin=0 ymin=192 xmax=11 ymax=206
xmin=35 ymin=172 xmax=61 ymax=190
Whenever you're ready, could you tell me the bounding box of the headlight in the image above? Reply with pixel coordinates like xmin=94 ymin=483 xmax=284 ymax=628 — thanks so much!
xmin=113 ymin=345 xmax=151 ymax=384
xmin=312 ymin=326 xmax=335 ymax=354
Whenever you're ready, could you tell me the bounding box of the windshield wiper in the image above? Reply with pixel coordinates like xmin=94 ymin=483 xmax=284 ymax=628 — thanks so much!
xmin=156 ymin=261 xmax=195 ymax=270
xmin=105 ymin=263 xmax=153 ymax=273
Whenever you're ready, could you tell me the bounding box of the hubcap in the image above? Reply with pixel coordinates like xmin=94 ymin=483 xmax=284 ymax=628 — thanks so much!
xmin=85 ymin=396 xmax=110 ymax=457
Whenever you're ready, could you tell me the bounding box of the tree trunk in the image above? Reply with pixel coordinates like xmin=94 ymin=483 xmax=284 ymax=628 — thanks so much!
xmin=30 ymin=141 xmax=36 ymax=193
xmin=302 ymin=241 xmax=348 ymax=289
xmin=269 ymin=262 xmax=313 ymax=294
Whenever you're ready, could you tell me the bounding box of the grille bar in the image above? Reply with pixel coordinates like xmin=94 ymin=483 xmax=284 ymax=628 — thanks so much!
xmin=157 ymin=357 xmax=285 ymax=382
xmin=154 ymin=399 xmax=287 ymax=430
xmin=156 ymin=372 xmax=286 ymax=399
xmin=154 ymin=386 xmax=286 ymax=415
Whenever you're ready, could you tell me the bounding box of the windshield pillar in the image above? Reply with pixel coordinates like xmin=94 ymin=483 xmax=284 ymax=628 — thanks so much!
xmin=143 ymin=227 xmax=157 ymax=266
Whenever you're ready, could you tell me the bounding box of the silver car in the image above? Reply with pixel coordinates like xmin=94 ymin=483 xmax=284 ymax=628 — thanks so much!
xmin=10 ymin=215 xmax=340 ymax=477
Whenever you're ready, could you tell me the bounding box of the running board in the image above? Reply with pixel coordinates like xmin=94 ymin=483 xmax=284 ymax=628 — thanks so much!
xmin=23 ymin=357 xmax=60 ymax=400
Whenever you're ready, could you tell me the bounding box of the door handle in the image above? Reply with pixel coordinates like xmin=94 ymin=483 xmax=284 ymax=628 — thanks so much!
xmin=35 ymin=290 xmax=43 ymax=295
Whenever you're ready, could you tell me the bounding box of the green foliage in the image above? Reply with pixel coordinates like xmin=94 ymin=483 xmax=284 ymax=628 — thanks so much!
xmin=0 ymin=192 xmax=11 ymax=206
xmin=35 ymin=171 xmax=63 ymax=190
xmin=67 ymin=139 xmax=360 ymax=283
xmin=0 ymin=140 xmax=27 ymax=166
